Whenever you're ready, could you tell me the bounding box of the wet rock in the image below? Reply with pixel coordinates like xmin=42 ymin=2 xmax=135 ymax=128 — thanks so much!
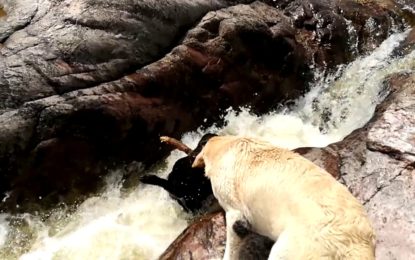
xmin=159 ymin=211 xmax=274 ymax=260
xmin=1 ymin=1 xmax=309 ymax=211
xmin=0 ymin=0 xmax=242 ymax=109
xmin=159 ymin=211 xmax=226 ymax=260
xmin=294 ymin=146 xmax=340 ymax=178
xmin=330 ymin=73 xmax=415 ymax=259
xmin=0 ymin=0 xmax=255 ymax=211
xmin=270 ymin=0 xmax=402 ymax=68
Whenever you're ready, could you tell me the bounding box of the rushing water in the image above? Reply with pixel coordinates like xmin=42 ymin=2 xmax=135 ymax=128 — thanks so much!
xmin=0 ymin=29 xmax=414 ymax=260
xmin=205 ymin=30 xmax=414 ymax=149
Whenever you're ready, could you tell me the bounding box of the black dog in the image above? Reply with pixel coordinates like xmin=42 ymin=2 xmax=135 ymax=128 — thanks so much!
xmin=139 ymin=134 xmax=217 ymax=213
xmin=233 ymin=220 xmax=274 ymax=260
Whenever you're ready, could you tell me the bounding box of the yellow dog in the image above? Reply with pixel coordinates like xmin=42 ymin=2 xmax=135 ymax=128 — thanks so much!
xmin=193 ymin=136 xmax=375 ymax=260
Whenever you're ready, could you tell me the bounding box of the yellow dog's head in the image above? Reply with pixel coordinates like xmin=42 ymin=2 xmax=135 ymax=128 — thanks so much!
xmin=192 ymin=135 xmax=243 ymax=176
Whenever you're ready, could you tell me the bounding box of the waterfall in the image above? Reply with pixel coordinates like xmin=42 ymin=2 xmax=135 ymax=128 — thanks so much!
xmin=203 ymin=29 xmax=414 ymax=149
xmin=0 ymin=29 xmax=414 ymax=260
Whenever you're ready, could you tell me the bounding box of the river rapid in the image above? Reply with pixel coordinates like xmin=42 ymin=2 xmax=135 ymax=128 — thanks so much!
xmin=0 ymin=27 xmax=414 ymax=260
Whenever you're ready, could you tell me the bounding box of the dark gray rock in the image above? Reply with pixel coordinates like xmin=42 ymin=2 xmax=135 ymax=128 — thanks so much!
xmin=0 ymin=0 xmax=257 ymax=211
xmin=0 ymin=0 xmax=244 ymax=109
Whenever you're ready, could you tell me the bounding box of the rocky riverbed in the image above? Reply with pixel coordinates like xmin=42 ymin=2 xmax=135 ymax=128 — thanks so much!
xmin=0 ymin=0 xmax=414 ymax=259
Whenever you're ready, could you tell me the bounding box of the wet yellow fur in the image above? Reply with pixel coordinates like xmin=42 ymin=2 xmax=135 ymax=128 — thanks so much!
xmin=192 ymin=136 xmax=375 ymax=260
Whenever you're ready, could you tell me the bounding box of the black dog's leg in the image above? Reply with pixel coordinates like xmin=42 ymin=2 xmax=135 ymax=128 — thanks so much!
xmin=140 ymin=175 xmax=192 ymax=212
xmin=233 ymin=219 xmax=252 ymax=238
xmin=233 ymin=219 xmax=275 ymax=260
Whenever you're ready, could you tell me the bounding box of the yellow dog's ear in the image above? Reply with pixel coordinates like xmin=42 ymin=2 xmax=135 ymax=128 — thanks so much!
xmin=192 ymin=152 xmax=205 ymax=168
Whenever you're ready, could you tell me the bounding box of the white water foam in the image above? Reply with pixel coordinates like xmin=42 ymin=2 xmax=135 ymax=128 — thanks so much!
xmin=16 ymin=151 xmax=190 ymax=260
xmin=2 ymin=30 xmax=413 ymax=260
xmin=0 ymin=214 xmax=9 ymax=248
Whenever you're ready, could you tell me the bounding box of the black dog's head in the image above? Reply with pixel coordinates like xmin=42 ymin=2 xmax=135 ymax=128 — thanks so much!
xmin=189 ymin=133 xmax=217 ymax=158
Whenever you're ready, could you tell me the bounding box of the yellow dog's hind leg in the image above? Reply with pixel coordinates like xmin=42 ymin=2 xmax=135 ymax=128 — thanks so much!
xmin=267 ymin=230 xmax=315 ymax=260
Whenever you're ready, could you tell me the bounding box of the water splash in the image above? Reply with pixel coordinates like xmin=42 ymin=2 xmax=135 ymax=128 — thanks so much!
xmin=0 ymin=215 xmax=9 ymax=248
xmin=19 ymin=183 xmax=189 ymax=260
xmin=193 ymin=30 xmax=414 ymax=149
xmin=296 ymin=30 xmax=413 ymax=137
xmin=4 ymin=151 xmax=190 ymax=260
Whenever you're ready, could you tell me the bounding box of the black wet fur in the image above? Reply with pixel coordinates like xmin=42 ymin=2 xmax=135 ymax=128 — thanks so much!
xmin=233 ymin=220 xmax=275 ymax=260
xmin=139 ymin=133 xmax=217 ymax=213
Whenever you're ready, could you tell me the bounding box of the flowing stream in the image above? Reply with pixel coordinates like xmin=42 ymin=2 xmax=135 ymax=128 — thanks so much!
xmin=0 ymin=28 xmax=414 ymax=260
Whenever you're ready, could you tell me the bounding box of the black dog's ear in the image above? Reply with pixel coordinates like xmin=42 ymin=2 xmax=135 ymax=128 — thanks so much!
xmin=199 ymin=133 xmax=218 ymax=144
